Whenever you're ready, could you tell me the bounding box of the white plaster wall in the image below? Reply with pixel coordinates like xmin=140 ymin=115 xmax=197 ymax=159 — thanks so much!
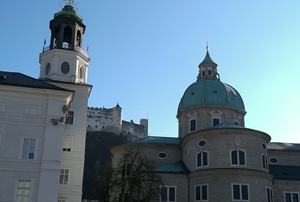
xmin=0 ymin=85 xmax=73 ymax=202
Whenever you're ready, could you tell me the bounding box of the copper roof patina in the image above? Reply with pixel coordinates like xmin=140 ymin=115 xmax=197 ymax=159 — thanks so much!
xmin=154 ymin=161 xmax=190 ymax=174
xmin=128 ymin=136 xmax=180 ymax=146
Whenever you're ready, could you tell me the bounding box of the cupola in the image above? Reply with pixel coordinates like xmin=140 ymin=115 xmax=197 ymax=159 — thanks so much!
xmin=177 ymin=47 xmax=246 ymax=138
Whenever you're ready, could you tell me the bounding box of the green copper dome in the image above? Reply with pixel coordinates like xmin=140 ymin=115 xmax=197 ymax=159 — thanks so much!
xmin=54 ymin=5 xmax=83 ymax=22
xmin=178 ymin=79 xmax=245 ymax=112
xmin=178 ymin=50 xmax=245 ymax=113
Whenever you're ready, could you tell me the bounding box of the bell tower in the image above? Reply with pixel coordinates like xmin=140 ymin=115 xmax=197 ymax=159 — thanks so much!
xmin=39 ymin=1 xmax=90 ymax=84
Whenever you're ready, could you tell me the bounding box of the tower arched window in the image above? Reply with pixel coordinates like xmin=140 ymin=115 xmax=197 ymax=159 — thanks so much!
xmin=76 ymin=30 xmax=82 ymax=48
xmin=231 ymin=150 xmax=246 ymax=166
xmin=197 ymin=151 xmax=208 ymax=168
xmin=63 ymin=26 xmax=73 ymax=48
xmin=45 ymin=63 xmax=51 ymax=75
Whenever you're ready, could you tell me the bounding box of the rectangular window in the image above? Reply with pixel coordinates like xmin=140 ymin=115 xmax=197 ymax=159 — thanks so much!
xmin=16 ymin=180 xmax=31 ymax=202
xmin=197 ymin=152 xmax=208 ymax=168
xmin=266 ymin=187 xmax=273 ymax=202
xmin=262 ymin=154 xmax=269 ymax=170
xmin=59 ymin=169 xmax=69 ymax=185
xmin=285 ymin=192 xmax=299 ymax=202
xmin=58 ymin=200 xmax=66 ymax=202
xmin=195 ymin=184 xmax=208 ymax=201
xmin=21 ymin=138 xmax=36 ymax=159
xmin=231 ymin=150 xmax=246 ymax=166
xmin=65 ymin=111 xmax=74 ymax=125
xmin=190 ymin=119 xmax=196 ymax=132
xmin=161 ymin=186 xmax=176 ymax=202
xmin=232 ymin=184 xmax=249 ymax=201
xmin=213 ymin=118 xmax=220 ymax=126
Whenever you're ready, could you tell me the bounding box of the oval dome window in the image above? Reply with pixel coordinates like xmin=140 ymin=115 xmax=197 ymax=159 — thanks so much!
xmin=269 ymin=157 xmax=278 ymax=164
xmin=198 ymin=140 xmax=207 ymax=147
xmin=158 ymin=152 xmax=167 ymax=159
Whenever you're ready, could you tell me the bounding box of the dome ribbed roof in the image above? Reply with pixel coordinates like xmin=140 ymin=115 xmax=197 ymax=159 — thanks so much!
xmin=178 ymin=79 xmax=245 ymax=112
xmin=54 ymin=5 xmax=83 ymax=22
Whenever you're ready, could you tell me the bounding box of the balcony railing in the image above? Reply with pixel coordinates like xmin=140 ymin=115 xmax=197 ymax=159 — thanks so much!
xmin=42 ymin=45 xmax=89 ymax=58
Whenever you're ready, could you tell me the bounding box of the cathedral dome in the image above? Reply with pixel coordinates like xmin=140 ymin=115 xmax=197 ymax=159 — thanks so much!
xmin=178 ymin=50 xmax=245 ymax=113
xmin=178 ymin=79 xmax=245 ymax=112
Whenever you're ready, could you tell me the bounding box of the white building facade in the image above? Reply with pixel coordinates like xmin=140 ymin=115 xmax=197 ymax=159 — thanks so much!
xmin=87 ymin=104 xmax=148 ymax=139
xmin=0 ymin=3 xmax=91 ymax=202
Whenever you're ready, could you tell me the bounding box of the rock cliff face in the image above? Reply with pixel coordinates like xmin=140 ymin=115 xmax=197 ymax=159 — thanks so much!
xmin=82 ymin=131 xmax=127 ymax=200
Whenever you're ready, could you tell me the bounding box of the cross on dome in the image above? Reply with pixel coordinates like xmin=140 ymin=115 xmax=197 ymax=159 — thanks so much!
xmin=206 ymin=42 xmax=209 ymax=51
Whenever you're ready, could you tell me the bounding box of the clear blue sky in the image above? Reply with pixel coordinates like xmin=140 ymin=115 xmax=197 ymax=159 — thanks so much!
xmin=1 ymin=1 xmax=299 ymax=143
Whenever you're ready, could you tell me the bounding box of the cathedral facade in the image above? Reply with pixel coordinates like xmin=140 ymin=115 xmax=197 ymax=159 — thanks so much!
xmin=111 ymin=51 xmax=300 ymax=202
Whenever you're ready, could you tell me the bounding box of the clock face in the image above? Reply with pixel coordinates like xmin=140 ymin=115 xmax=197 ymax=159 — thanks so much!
xmin=45 ymin=63 xmax=51 ymax=75
xmin=61 ymin=62 xmax=70 ymax=74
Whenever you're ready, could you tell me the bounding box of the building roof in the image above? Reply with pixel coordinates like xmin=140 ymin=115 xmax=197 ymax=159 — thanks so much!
xmin=267 ymin=142 xmax=300 ymax=151
xmin=0 ymin=71 xmax=71 ymax=91
xmin=128 ymin=136 xmax=180 ymax=146
xmin=154 ymin=161 xmax=190 ymax=174
xmin=178 ymin=79 xmax=245 ymax=113
xmin=205 ymin=122 xmax=244 ymax=130
xmin=199 ymin=51 xmax=217 ymax=65
xmin=269 ymin=165 xmax=300 ymax=180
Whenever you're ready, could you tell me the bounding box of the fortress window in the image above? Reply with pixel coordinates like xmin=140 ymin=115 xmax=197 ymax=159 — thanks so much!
xmin=231 ymin=150 xmax=245 ymax=166
xmin=195 ymin=184 xmax=208 ymax=201
xmin=197 ymin=151 xmax=208 ymax=168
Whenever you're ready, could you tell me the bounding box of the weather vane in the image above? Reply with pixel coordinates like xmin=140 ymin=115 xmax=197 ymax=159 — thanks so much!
xmin=58 ymin=0 xmax=78 ymax=10
xmin=65 ymin=0 xmax=74 ymax=5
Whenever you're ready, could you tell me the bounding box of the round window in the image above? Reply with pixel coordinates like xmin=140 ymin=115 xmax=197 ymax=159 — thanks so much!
xmin=158 ymin=152 xmax=167 ymax=159
xmin=262 ymin=143 xmax=266 ymax=150
xmin=61 ymin=62 xmax=70 ymax=74
xmin=198 ymin=140 xmax=207 ymax=147
xmin=45 ymin=63 xmax=51 ymax=75
xmin=269 ymin=157 xmax=278 ymax=164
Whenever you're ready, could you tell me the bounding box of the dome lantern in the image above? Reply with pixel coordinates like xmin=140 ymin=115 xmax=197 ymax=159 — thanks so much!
xmin=197 ymin=45 xmax=219 ymax=81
